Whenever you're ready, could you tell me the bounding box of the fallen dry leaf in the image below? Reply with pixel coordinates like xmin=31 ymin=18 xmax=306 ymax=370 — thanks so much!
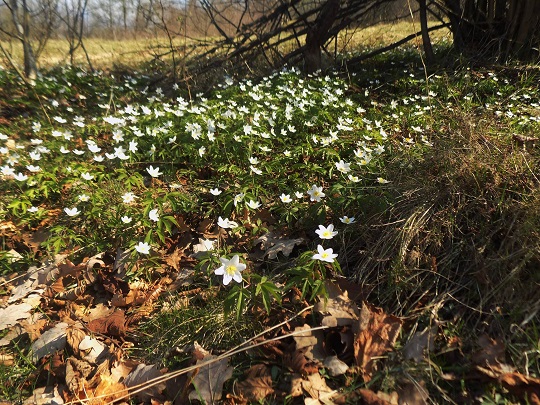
xmin=8 ymin=281 xmax=44 ymax=304
xmin=66 ymin=326 xmax=86 ymax=356
xmin=0 ymin=324 xmax=25 ymax=347
xmin=472 ymin=334 xmax=506 ymax=366
xmin=323 ymin=355 xmax=349 ymax=377
xmin=167 ymin=268 xmax=195 ymax=290
xmin=477 ymin=365 xmax=540 ymax=404
xmin=31 ymin=322 xmax=68 ymax=363
xmin=111 ymin=288 xmax=147 ymax=307
xmin=197 ymin=218 xmax=223 ymax=238
xmin=66 ymin=356 xmax=94 ymax=395
xmin=93 ymin=373 xmax=128 ymax=404
xmin=87 ymin=310 xmax=127 ymax=337
xmin=165 ymin=247 xmax=189 ymax=271
xmin=188 ymin=354 xmax=234 ymax=403
xmin=124 ymin=363 xmax=166 ymax=401
xmin=85 ymin=252 xmax=106 ymax=271
xmin=281 ymin=373 xmax=301 ymax=398
xmin=301 ymin=372 xmax=337 ymax=402
xmin=358 ymin=388 xmax=399 ymax=405
xmin=292 ymin=324 xmax=326 ymax=362
xmin=334 ymin=276 xmax=367 ymax=302
xmin=110 ymin=358 xmax=140 ymax=385
xmin=402 ymin=326 xmax=437 ymax=363
xmin=21 ymin=317 xmax=48 ymax=342
xmin=397 ymin=380 xmax=429 ymax=405
xmin=113 ymin=247 xmax=130 ymax=277
xmin=0 ymin=302 xmax=33 ymax=330
xmin=79 ymin=335 xmax=107 ymax=363
xmin=314 ymin=281 xmax=359 ymax=328
xmin=23 ymin=385 xmax=65 ymax=405
xmin=76 ymin=303 xmax=114 ymax=323
xmin=42 ymin=352 xmax=65 ymax=379
xmin=254 ymin=232 xmax=305 ymax=259
xmin=354 ymin=302 xmax=402 ymax=382
xmin=235 ymin=364 xmax=274 ymax=402
xmin=282 ymin=347 xmax=320 ymax=375
xmin=0 ymin=353 xmax=14 ymax=366
xmin=0 ymin=313 xmax=49 ymax=347
xmin=323 ymin=328 xmax=354 ymax=362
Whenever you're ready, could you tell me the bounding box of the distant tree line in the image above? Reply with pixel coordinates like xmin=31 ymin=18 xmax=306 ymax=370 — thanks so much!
xmin=0 ymin=0 xmax=538 ymax=81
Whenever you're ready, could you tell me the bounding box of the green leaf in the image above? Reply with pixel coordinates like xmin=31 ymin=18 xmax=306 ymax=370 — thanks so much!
xmin=224 ymin=285 xmax=250 ymax=320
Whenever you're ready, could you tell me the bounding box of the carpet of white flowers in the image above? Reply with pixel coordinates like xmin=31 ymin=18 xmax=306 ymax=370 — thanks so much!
xmin=1 ymin=62 xmax=539 ymax=289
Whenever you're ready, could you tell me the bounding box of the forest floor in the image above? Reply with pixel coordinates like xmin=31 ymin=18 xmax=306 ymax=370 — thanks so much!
xmin=1 ymin=29 xmax=540 ymax=404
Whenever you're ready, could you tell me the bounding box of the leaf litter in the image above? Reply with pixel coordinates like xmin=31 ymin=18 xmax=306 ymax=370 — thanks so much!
xmin=1 ymin=244 xmax=535 ymax=404
xmin=0 ymin=246 xmax=409 ymax=405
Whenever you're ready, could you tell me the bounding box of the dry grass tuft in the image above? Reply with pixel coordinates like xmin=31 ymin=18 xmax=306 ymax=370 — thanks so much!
xmin=349 ymin=107 xmax=540 ymax=334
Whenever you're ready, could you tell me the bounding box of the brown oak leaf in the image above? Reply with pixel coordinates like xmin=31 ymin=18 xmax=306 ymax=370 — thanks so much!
xmin=87 ymin=310 xmax=127 ymax=337
xmin=354 ymin=302 xmax=402 ymax=382
xmin=235 ymin=364 xmax=274 ymax=402
xmin=301 ymin=372 xmax=337 ymax=401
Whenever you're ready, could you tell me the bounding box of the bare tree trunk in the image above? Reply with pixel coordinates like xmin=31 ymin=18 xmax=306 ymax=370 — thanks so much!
xmin=504 ymin=0 xmax=540 ymax=59
xmin=8 ymin=0 xmax=39 ymax=80
xmin=304 ymin=0 xmax=340 ymax=73
xmin=443 ymin=0 xmax=464 ymax=52
xmin=418 ymin=0 xmax=435 ymax=65
xmin=122 ymin=0 xmax=128 ymax=33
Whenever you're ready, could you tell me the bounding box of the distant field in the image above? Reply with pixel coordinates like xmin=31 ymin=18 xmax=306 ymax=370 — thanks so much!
xmin=0 ymin=20 xmax=452 ymax=70
xmin=0 ymin=37 xmax=189 ymax=70
xmin=341 ymin=19 xmax=451 ymax=49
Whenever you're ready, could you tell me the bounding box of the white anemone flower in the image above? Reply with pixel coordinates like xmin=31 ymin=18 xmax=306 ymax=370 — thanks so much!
xmin=312 ymin=245 xmax=338 ymax=263
xmin=122 ymin=192 xmax=137 ymax=204
xmin=149 ymin=209 xmax=160 ymax=222
xmin=250 ymin=165 xmax=262 ymax=175
xmin=13 ymin=173 xmax=28 ymax=181
xmin=315 ymin=224 xmax=338 ymax=240
xmin=214 ymin=254 xmax=246 ymax=285
xmin=246 ymin=200 xmax=261 ymax=209
xmin=339 ymin=216 xmax=355 ymax=224
xmin=280 ymin=194 xmax=292 ymax=203
xmin=233 ymin=193 xmax=245 ymax=206
xmin=335 ymin=160 xmax=351 ymax=173
xmin=26 ymin=165 xmax=41 ymax=172
xmin=217 ymin=216 xmax=238 ymax=229
xmin=146 ymin=165 xmax=162 ymax=178
xmin=64 ymin=207 xmax=80 ymax=216
xmin=134 ymin=241 xmax=151 ymax=255
xmin=307 ymin=185 xmax=325 ymax=202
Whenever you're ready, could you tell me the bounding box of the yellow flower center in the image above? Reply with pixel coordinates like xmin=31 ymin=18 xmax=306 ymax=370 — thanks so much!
xmin=321 ymin=252 xmax=329 ymax=259
xmin=226 ymin=265 xmax=237 ymax=275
